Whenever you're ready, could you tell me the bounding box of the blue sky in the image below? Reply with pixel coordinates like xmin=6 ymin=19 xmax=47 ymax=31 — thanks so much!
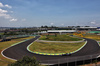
xmin=0 ymin=0 xmax=100 ymax=27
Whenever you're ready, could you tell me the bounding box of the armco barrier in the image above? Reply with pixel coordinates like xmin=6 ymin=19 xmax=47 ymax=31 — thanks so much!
xmin=27 ymin=38 xmax=87 ymax=56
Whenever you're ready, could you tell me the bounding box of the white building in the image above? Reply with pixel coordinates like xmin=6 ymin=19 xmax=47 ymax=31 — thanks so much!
xmin=47 ymin=30 xmax=76 ymax=34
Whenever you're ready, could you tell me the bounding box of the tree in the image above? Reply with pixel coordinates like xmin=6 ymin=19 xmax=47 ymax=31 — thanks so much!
xmin=8 ymin=56 xmax=39 ymax=66
xmin=0 ymin=35 xmax=1 ymax=39
xmin=93 ymin=59 xmax=97 ymax=66
xmin=4 ymin=31 xmax=7 ymax=35
xmin=41 ymin=26 xmax=44 ymax=28
xmin=44 ymin=25 xmax=48 ymax=28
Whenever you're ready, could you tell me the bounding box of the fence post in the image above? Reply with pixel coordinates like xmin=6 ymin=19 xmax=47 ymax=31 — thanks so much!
xmin=67 ymin=58 xmax=68 ymax=66
xmin=57 ymin=59 xmax=59 ymax=66
xmin=65 ymin=58 xmax=68 ymax=66
xmin=91 ymin=55 xmax=92 ymax=64
xmin=48 ymin=60 xmax=49 ymax=66
xmin=75 ymin=57 xmax=77 ymax=66
xmin=83 ymin=60 xmax=84 ymax=65
xmin=95 ymin=57 xmax=98 ymax=66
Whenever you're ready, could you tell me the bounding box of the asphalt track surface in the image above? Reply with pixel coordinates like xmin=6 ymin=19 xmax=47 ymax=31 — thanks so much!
xmin=2 ymin=36 xmax=100 ymax=65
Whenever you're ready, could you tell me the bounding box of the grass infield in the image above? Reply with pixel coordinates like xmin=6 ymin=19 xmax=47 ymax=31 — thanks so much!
xmin=83 ymin=34 xmax=100 ymax=41
xmin=39 ymin=34 xmax=82 ymax=41
xmin=29 ymin=41 xmax=85 ymax=54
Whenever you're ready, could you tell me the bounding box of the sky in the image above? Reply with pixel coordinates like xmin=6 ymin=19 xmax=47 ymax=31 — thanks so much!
xmin=0 ymin=0 xmax=100 ymax=27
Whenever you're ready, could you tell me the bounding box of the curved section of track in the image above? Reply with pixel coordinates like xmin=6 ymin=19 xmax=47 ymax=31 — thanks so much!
xmin=2 ymin=36 xmax=100 ymax=65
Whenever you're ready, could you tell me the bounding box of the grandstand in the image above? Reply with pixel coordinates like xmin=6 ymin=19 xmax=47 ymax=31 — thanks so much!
xmin=47 ymin=30 xmax=76 ymax=34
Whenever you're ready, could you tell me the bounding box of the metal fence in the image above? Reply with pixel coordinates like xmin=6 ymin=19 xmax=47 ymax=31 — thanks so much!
xmin=40 ymin=53 xmax=100 ymax=66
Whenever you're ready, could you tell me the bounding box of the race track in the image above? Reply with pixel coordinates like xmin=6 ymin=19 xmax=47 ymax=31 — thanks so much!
xmin=2 ymin=36 xmax=100 ymax=65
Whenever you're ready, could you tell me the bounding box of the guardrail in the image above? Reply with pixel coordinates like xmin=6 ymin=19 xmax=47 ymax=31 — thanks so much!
xmin=40 ymin=53 xmax=100 ymax=66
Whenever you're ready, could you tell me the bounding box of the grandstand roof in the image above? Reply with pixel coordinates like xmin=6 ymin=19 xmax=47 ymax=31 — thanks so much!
xmin=47 ymin=30 xmax=76 ymax=33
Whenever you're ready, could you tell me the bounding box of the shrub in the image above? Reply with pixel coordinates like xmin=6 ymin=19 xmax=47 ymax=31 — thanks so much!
xmin=8 ymin=56 xmax=39 ymax=66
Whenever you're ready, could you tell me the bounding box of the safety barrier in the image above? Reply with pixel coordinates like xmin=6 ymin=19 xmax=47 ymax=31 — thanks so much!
xmin=40 ymin=53 xmax=100 ymax=65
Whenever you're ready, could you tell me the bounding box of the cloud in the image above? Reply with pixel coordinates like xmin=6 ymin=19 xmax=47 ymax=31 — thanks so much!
xmin=10 ymin=11 xmax=13 ymax=13
xmin=50 ymin=23 xmax=54 ymax=25
xmin=10 ymin=18 xmax=17 ymax=21
xmin=0 ymin=2 xmax=12 ymax=8
xmin=0 ymin=2 xmax=17 ymax=22
xmin=0 ymin=2 xmax=3 ymax=7
xmin=0 ymin=2 xmax=12 ymax=19
xmin=0 ymin=8 xmax=11 ymax=19
xmin=5 ymin=4 xmax=12 ymax=8
xmin=61 ymin=24 xmax=64 ymax=26
xmin=0 ymin=13 xmax=11 ymax=19
xmin=21 ymin=19 xmax=26 ymax=21
xmin=0 ymin=8 xmax=8 ymax=13
xmin=90 ymin=22 xmax=95 ymax=24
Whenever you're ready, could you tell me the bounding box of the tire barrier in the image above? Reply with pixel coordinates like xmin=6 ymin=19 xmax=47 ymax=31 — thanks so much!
xmin=0 ymin=39 xmax=11 ymax=42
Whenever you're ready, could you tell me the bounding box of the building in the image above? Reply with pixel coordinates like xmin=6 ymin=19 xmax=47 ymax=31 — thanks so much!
xmin=77 ymin=27 xmax=97 ymax=31
xmin=47 ymin=30 xmax=76 ymax=34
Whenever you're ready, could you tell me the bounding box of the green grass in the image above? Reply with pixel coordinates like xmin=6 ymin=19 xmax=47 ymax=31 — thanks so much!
xmin=39 ymin=35 xmax=82 ymax=41
xmin=0 ymin=36 xmax=34 ymax=66
xmin=83 ymin=34 xmax=100 ymax=41
xmin=29 ymin=41 xmax=85 ymax=53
